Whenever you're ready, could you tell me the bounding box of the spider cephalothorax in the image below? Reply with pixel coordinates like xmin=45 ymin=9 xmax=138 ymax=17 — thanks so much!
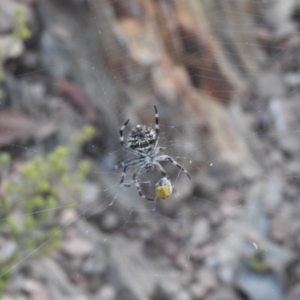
xmin=119 ymin=106 xmax=190 ymax=200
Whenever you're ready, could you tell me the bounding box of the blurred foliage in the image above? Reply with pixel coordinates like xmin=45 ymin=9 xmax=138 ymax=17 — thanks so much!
xmin=0 ymin=7 xmax=31 ymax=99
xmin=246 ymin=256 xmax=269 ymax=273
xmin=11 ymin=7 xmax=31 ymax=40
xmin=0 ymin=125 xmax=94 ymax=294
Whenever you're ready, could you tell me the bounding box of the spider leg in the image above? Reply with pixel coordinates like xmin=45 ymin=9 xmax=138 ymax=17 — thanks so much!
xmin=153 ymin=105 xmax=159 ymax=147
xmin=153 ymin=162 xmax=167 ymax=178
xmin=116 ymin=157 xmax=142 ymax=169
xmin=133 ymin=170 xmax=154 ymax=201
xmin=157 ymin=155 xmax=191 ymax=179
xmin=120 ymin=166 xmax=131 ymax=187
xmin=119 ymin=119 xmax=130 ymax=148
xmin=119 ymin=119 xmax=148 ymax=157
xmin=119 ymin=158 xmax=144 ymax=187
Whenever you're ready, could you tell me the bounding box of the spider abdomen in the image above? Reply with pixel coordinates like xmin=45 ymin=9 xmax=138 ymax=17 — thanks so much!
xmin=127 ymin=125 xmax=156 ymax=153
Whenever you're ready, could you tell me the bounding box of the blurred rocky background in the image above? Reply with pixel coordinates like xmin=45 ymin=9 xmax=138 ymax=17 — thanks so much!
xmin=1 ymin=0 xmax=300 ymax=299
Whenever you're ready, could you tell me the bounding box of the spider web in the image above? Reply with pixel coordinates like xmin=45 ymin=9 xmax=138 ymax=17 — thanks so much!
xmin=1 ymin=0 xmax=300 ymax=299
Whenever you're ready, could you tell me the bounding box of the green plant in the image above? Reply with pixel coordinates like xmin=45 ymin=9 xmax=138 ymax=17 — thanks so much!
xmin=0 ymin=125 xmax=94 ymax=295
xmin=0 ymin=7 xmax=31 ymax=99
xmin=11 ymin=7 xmax=31 ymax=40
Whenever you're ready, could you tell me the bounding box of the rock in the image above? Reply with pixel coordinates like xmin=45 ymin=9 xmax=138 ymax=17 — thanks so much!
xmin=279 ymin=136 xmax=300 ymax=156
xmin=246 ymin=184 xmax=269 ymax=235
xmin=219 ymin=187 xmax=242 ymax=217
xmin=22 ymin=279 xmax=49 ymax=300
xmin=286 ymin=161 xmax=300 ymax=185
xmin=190 ymin=219 xmax=210 ymax=246
xmin=219 ymin=187 xmax=241 ymax=204
xmin=194 ymin=173 xmax=220 ymax=199
xmin=237 ymin=261 xmax=284 ymax=300
xmin=114 ymin=18 xmax=162 ymax=66
xmin=284 ymin=72 xmax=300 ymax=88
xmin=261 ymin=240 xmax=295 ymax=275
xmin=35 ymin=122 xmax=57 ymax=141
xmin=156 ymin=280 xmax=191 ymax=300
xmin=81 ymin=250 xmax=107 ymax=276
xmin=77 ymin=181 xmax=103 ymax=220
xmin=59 ymin=209 xmax=78 ymax=227
xmin=27 ymin=257 xmax=89 ymax=300
xmin=190 ymin=284 xmax=210 ymax=300
xmin=0 ymin=36 xmax=24 ymax=60
xmin=219 ymin=265 xmax=235 ymax=283
xmin=171 ymin=174 xmax=194 ymax=200
xmin=256 ymin=72 xmax=285 ymax=99
xmin=287 ymin=284 xmax=300 ymax=300
xmin=190 ymin=245 xmax=214 ymax=262
xmin=0 ymin=110 xmax=38 ymax=146
xmin=190 ymin=266 xmax=217 ymax=299
xmin=287 ymin=262 xmax=300 ymax=283
xmin=2 ymin=296 xmax=27 ymax=300
xmin=100 ymin=212 xmax=120 ymax=232
xmin=255 ymin=27 xmax=272 ymax=44
xmin=0 ymin=238 xmax=17 ymax=262
xmin=262 ymin=0 xmax=296 ymax=37
xmin=209 ymin=210 xmax=222 ymax=226
xmin=60 ymin=237 xmax=94 ymax=258
xmin=269 ymin=203 xmax=296 ymax=244
xmin=96 ymin=285 xmax=116 ymax=300
xmin=195 ymin=266 xmax=217 ymax=289
xmin=54 ymin=78 xmax=96 ymax=121
xmin=80 ymin=182 xmax=100 ymax=206
xmin=107 ymin=235 xmax=170 ymax=300
xmin=262 ymin=172 xmax=284 ymax=214
xmin=205 ymin=288 xmax=240 ymax=300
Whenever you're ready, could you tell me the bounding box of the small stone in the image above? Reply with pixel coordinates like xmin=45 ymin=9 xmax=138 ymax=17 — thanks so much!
xmin=0 ymin=36 xmax=23 ymax=59
xmin=256 ymin=72 xmax=285 ymax=99
xmin=22 ymin=279 xmax=49 ymax=300
xmin=209 ymin=210 xmax=222 ymax=226
xmin=82 ymin=255 xmax=107 ymax=276
xmin=35 ymin=122 xmax=57 ymax=141
xmin=287 ymin=284 xmax=300 ymax=300
xmin=279 ymin=136 xmax=300 ymax=156
xmin=255 ymin=27 xmax=272 ymax=44
xmin=61 ymin=237 xmax=94 ymax=258
xmin=219 ymin=265 xmax=235 ymax=283
xmin=190 ymin=219 xmax=210 ymax=246
xmin=195 ymin=266 xmax=217 ymax=290
xmin=158 ymin=281 xmax=191 ymax=300
xmin=190 ymin=284 xmax=210 ymax=300
xmin=0 ymin=239 xmax=17 ymax=262
xmin=271 ymin=203 xmax=299 ymax=244
xmin=195 ymin=174 xmax=220 ymax=198
xmin=205 ymin=288 xmax=240 ymax=300
xmin=80 ymin=182 xmax=100 ymax=205
xmin=97 ymin=285 xmax=116 ymax=300
xmin=100 ymin=212 xmax=120 ymax=231
xmin=2 ymin=296 xmax=27 ymax=300
xmin=0 ymin=110 xmax=37 ymax=145
xmin=59 ymin=209 xmax=78 ymax=226
xmin=270 ymin=216 xmax=288 ymax=242
xmin=219 ymin=188 xmax=242 ymax=216
xmin=284 ymin=72 xmax=300 ymax=88
xmin=190 ymin=245 xmax=215 ymax=262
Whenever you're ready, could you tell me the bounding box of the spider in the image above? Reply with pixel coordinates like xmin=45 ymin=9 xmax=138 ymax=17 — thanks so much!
xmin=119 ymin=105 xmax=190 ymax=201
